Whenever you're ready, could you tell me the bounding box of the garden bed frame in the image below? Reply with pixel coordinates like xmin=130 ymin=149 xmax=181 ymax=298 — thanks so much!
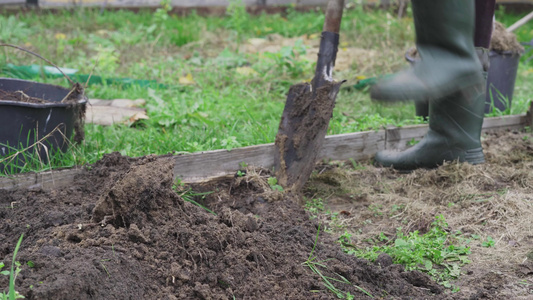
xmin=1 ymin=104 xmax=531 ymax=191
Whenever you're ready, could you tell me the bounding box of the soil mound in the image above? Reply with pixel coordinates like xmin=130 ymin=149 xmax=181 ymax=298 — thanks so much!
xmin=1 ymin=153 xmax=443 ymax=299
xmin=490 ymin=21 xmax=525 ymax=53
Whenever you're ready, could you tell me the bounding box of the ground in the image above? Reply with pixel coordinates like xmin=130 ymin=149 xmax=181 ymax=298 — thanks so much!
xmin=1 ymin=129 xmax=532 ymax=299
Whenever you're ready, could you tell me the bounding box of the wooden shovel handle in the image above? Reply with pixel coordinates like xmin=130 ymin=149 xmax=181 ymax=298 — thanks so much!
xmin=323 ymin=0 xmax=345 ymax=34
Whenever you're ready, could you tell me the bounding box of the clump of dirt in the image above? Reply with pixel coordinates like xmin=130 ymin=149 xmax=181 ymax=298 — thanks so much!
xmin=1 ymin=152 xmax=445 ymax=299
xmin=490 ymin=21 xmax=525 ymax=53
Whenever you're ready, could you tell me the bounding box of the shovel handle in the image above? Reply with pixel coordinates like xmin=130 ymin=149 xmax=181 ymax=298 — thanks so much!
xmin=323 ymin=0 xmax=345 ymax=34
xmin=313 ymin=0 xmax=344 ymax=89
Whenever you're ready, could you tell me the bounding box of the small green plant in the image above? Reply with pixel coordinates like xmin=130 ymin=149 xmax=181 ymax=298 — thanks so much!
xmin=485 ymin=86 xmax=512 ymax=117
xmin=267 ymin=177 xmax=284 ymax=192
xmin=172 ymin=182 xmax=216 ymax=215
xmin=1 ymin=234 xmax=25 ymax=300
xmin=481 ymin=236 xmax=495 ymax=248
xmin=264 ymin=39 xmax=309 ymax=77
xmin=348 ymin=158 xmax=366 ymax=170
xmin=153 ymin=0 xmax=171 ymax=25
xmin=236 ymin=170 xmax=245 ymax=177
xmin=389 ymin=204 xmax=405 ymax=215
xmin=304 ymin=198 xmax=325 ymax=216
xmin=368 ymin=204 xmax=383 ymax=217
xmin=340 ymin=215 xmax=471 ymax=288
xmin=226 ymin=0 xmax=249 ymax=39
xmin=407 ymin=138 xmax=420 ymax=146
xmin=0 ymin=16 xmax=32 ymax=44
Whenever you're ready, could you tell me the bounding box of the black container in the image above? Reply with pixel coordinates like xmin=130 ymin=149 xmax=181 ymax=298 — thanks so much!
xmin=485 ymin=50 xmax=521 ymax=113
xmin=0 ymin=78 xmax=87 ymax=172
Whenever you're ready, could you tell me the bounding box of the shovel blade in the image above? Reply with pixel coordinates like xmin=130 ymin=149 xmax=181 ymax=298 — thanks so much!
xmin=274 ymin=80 xmax=344 ymax=193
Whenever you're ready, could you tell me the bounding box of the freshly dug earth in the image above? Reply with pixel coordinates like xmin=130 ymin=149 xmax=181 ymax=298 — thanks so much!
xmin=0 ymin=155 xmax=441 ymax=299
xmin=0 ymin=84 xmax=82 ymax=104
xmin=490 ymin=21 xmax=525 ymax=53
xmin=0 ymin=89 xmax=48 ymax=104
xmin=0 ymin=130 xmax=531 ymax=299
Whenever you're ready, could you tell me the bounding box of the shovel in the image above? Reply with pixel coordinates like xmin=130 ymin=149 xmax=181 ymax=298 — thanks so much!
xmin=274 ymin=0 xmax=345 ymax=193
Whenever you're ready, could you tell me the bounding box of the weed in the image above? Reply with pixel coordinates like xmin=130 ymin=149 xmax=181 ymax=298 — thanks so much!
xmin=172 ymin=182 xmax=216 ymax=215
xmin=407 ymin=138 xmax=420 ymax=146
xmin=267 ymin=177 xmax=284 ymax=192
xmin=304 ymin=198 xmax=325 ymax=216
xmin=99 ymin=258 xmax=112 ymax=278
xmin=485 ymin=86 xmax=512 ymax=117
xmin=481 ymin=236 xmax=495 ymax=248
xmin=263 ymin=39 xmax=309 ymax=77
xmin=340 ymin=215 xmax=471 ymax=288
xmin=368 ymin=204 xmax=383 ymax=216
xmin=389 ymin=204 xmax=405 ymax=215
xmin=348 ymin=158 xmax=365 ymax=170
xmin=0 ymin=16 xmax=32 ymax=44
xmin=226 ymin=0 xmax=248 ymax=40
xmin=0 ymin=234 xmax=25 ymax=300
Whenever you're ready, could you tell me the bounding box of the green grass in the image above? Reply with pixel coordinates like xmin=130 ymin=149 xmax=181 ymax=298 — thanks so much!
xmin=339 ymin=215 xmax=471 ymax=290
xmin=0 ymin=4 xmax=532 ymax=173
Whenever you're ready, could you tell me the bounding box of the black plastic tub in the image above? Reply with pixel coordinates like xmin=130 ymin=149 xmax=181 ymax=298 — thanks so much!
xmin=485 ymin=50 xmax=521 ymax=113
xmin=0 ymin=78 xmax=87 ymax=172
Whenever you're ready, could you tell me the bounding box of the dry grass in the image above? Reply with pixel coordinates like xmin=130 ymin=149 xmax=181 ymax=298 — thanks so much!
xmin=305 ymin=129 xmax=533 ymax=295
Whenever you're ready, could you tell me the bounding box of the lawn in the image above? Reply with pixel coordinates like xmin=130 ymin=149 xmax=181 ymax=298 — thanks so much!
xmin=0 ymin=3 xmax=532 ymax=173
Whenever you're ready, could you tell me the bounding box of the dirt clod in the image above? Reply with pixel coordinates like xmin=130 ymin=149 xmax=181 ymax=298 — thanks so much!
xmin=490 ymin=21 xmax=525 ymax=53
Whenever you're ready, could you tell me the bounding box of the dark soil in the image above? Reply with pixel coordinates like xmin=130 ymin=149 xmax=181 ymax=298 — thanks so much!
xmin=490 ymin=22 xmax=525 ymax=53
xmin=0 ymin=83 xmax=82 ymax=104
xmin=1 ymin=130 xmax=531 ymax=299
xmin=0 ymin=89 xmax=48 ymax=104
xmin=0 ymin=153 xmax=445 ymax=299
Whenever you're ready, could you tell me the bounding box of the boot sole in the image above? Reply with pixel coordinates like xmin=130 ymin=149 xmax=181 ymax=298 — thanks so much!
xmin=464 ymin=147 xmax=485 ymax=165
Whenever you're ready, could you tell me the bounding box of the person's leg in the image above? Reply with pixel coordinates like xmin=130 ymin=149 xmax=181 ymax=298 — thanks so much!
xmin=474 ymin=0 xmax=496 ymax=48
xmin=374 ymin=0 xmax=487 ymax=170
xmin=413 ymin=0 xmax=495 ymax=120
xmin=370 ymin=0 xmax=483 ymax=103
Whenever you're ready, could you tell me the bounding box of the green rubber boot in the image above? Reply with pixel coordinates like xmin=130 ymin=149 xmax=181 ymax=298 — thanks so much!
xmin=370 ymin=0 xmax=484 ymax=102
xmin=374 ymin=61 xmax=487 ymax=170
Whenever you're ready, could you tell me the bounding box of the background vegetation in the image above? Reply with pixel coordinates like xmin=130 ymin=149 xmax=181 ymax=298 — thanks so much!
xmin=0 ymin=2 xmax=531 ymax=173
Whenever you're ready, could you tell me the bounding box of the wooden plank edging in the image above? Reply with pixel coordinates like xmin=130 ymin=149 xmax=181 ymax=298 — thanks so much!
xmin=0 ymin=113 xmax=528 ymax=190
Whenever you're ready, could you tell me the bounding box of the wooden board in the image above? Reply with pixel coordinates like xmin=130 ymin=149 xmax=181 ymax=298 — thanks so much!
xmin=86 ymin=105 xmax=147 ymax=126
xmin=0 ymin=0 xmax=26 ymax=4
xmin=0 ymin=168 xmax=82 ymax=190
xmin=0 ymin=113 xmax=528 ymax=190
